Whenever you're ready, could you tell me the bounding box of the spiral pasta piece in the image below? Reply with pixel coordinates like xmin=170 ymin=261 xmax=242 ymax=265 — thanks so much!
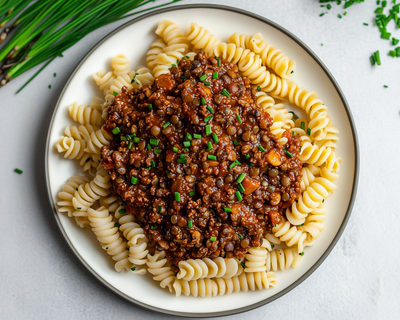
xmin=177 ymin=257 xmax=239 ymax=281
xmin=99 ymin=195 xmax=120 ymax=213
xmin=133 ymin=67 xmax=155 ymax=87
xmin=56 ymin=176 xmax=90 ymax=218
xmin=146 ymin=38 xmax=167 ymax=70
xmin=229 ymin=32 xmax=295 ymax=79
xmin=118 ymin=215 xmax=148 ymax=275
xmin=261 ymin=234 xmax=281 ymax=251
xmin=213 ymin=42 xmax=245 ymax=65
xmin=156 ymin=20 xmax=190 ymax=53
xmin=93 ymin=70 xmax=115 ymax=94
xmin=84 ymin=126 xmax=113 ymax=155
xmin=67 ymin=102 xmax=102 ymax=127
xmin=300 ymin=203 xmax=327 ymax=239
xmin=111 ymin=54 xmax=130 ymax=76
xmin=147 ymin=251 xmax=176 ymax=291
xmin=173 ymin=271 xmax=277 ymax=297
xmin=87 ymin=206 xmax=131 ymax=272
xmin=266 ymin=248 xmax=302 ymax=272
xmin=244 ymin=247 xmax=268 ymax=272
xmin=55 ymin=136 xmax=86 ymax=160
xmin=272 ymin=218 xmax=307 ymax=253
xmin=185 ymin=23 xmax=220 ymax=56
xmin=89 ymin=96 xmax=104 ymax=111
xmin=72 ymin=170 xmax=111 ymax=212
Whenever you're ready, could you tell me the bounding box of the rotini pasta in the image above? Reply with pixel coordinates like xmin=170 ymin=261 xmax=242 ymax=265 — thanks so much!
xmin=67 ymin=102 xmax=102 ymax=127
xmin=185 ymin=23 xmax=220 ymax=56
xmin=57 ymin=176 xmax=90 ymax=218
xmin=244 ymin=247 xmax=268 ymax=272
xmin=266 ymin=248 xmax=302 ymax=272
xmin=111 ymin=53 xmax=131 ymax=76
xmin=87 ymin=206 xmax=131 ymax=272
xmin=147 ymin=250 xmax=176 ymax=291
xmin=177 ymin=257 xmax=240 ymax=281
xmin=119 ymin=215 xmax=148 ymax=275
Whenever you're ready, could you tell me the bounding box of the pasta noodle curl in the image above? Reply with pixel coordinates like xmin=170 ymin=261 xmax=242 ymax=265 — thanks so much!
xmin=111 ymin=54 xmax=131 ymax=76
xmin=57 ymin=176 xmax=90 ymax=218
xmin=119 ymin=215 xmax=148 ymax=275
xmin=266 ymin=248 xmax=303 ymax=272
xmin=147 ymin=250 xmax=176 ymax=292
xmin=244 ymin=247 xmax=268 ymax=272
xmin=185 ymin=23 xmax=220 ymax=56
xmin=67 ymin=102 xmax=102 ymax=127
xmin=156 ymin=20 xmax=190 ymax=53
xmin=177 ymin=257 xmax=240 ymax=281
xmin=87 ymin=206 xmax=131 ymax=272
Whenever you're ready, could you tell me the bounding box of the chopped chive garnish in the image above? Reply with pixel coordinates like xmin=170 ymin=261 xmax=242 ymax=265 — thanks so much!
xmin=201 ymin=97 xmax=206 ymax=105
xmin=393 ymin=38 xmax=399 ymax=45
xmin=200 ymin=74 xmax=207 ymax=81
xmin=289 ymin=111 xmax=299 ymax=120
xmin=374 ymin=50 xmax=381 ymax=65
xmin=237 ymin=173 xmax=246 ymax=183
xmin=157 ymin=205 xmax=162 ymax=213
xmin=205 ymin=125 xmax=212 ymax=135
xmin=85 ymin=158 xmax=90 ymax=163
xmin=229 ymin=161 xmax=237 ymax=169
xmin=344 ymin=11 xmax=347 ymax=16
xmin=207 ymin=155 xmax=217 ymax=161
xmin=338 ymin=14 xmax=342 ymax=18
xmin=54 ymin=73 xmax=56 ymax=77
xmin=241 ymin=262 xmax=246 ymax=268
xmin=148 ymin=104 xmax=153 ymax=111
xmin=320 ymin=13 xmax=325 ymax=17
xmin=172 ymin=64 xmax=176 ymax=67
xmin=14 ymin=168 xmax=23 ymax=174
xmin=370 ymin=55 xmax=376 ymax=65
xmin=207 ymin=141 xmax=213 ymax=151
xmin=133 ymin=137 xmax=140 ymax=143
xmin=189 ymin=191 xmax=195 ymax=196
xmin=131 ymin=176 xmax=138 ymax=185
xmin=213 ymin=72 xmax=218 ymax=79
xmin=121 ymin=136 xmax=127 ymax=141
xmin=193 ymin=133 xmax=202 ymax=139
xmin=179 ymin=154 xmax=186 ymax=159
xmin=300 ymin=252 xmax=305 ymax=256
xmin=236 ymin=115 xmax=242 ymax=123
xmin=177 ymin=158 xmax=187 ymax=163
xmin=284 ymin=147 xmax=293 ymax=158
xmin=224 ymin=207 xmax=232 ymax=213
xmin=183 ymin=141 xmax=191 ymax=147
xmin=131 ymin=267 xmax=136 ymax=271
xmin=257 ymin=86 xmax=261 ymax=91
xmin=151 ymin=160 xmax=156 ymax=168
xmin=221 ymin=89 xmax=231 ymax=97
xmin=173 ymin=147 xmax=178 ymax=153
xmin=114 ymin=222 xmax=120 ymax=228
xmin=163 ymin=122 xmax=170 ymax=129
xmin=113 ymin=91 xmax=118 ymax=96
xmin=212 ymin=133 xmax=219 ymax=143
xmin=149 ymin=138 xmax=158 ymax=146
xmin=184 ymin=148 xmax=189 ymax=152
xmin=154 ymin=149 xmax=162 ymax=154
xmin=249 ymin=163 xmax=254 ymax=167
xmin=112 ymin=127 xmax=120 ymax=135
xmin=188 ymin=220 xmax=193 ymax=228
xmin=204 ymin=81 xmax=211 ymax=86
xmin=77 ymin=207 xmax=81 ymax=210
xmin=207 ymin=106 xmax=213 ymax=113
xmin=384 ymin=85 xmax=388 ymax=88
xmin=235 ymin=191 xmax=243 ymax=201
xmin=121 ymin=201 xmax=127 ymax=207
xmin=186 ymin=133 xmax=193 ymax=141
xmin=210 ymin=236 xmax=216 ymax=242
xmin=119 ymin=209 xmax=126 ymax=215
xmin=233 ymin=140 xmax=238 ymax=146
xmin=218 ymin=58 xmax=221 ymax=67
xmin=258 ymin=145 xmax=266 ymax=152
xmin=244 ymin=154 xmax=250 ymax=159
xmin=147 ymin=144 xmax=151 ymax=150
xmin=364 ymin=23 xmax=369 ymax=26
xmin=291 ymin=70 xmax=294 ymax=74
xmin=307 ymin=128 xmax=311 ymax=135
xmin=301 ymin=122 xmax=305 ymax=130
xmin=150 ymin=226 xmax=157 ymax=230
xmin=238 ymin=183 xmax=245 ymax=193
xmin=204 ymin=115 xmax=213 ymax=123
xmin=129 ymin=133 xmax=136 ymax=139
xmin=175 ymin=192 xmax=181 ymax=202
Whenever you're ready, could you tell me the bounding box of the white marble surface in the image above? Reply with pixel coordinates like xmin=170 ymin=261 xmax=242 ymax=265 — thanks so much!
xmin=1 ymin=0 xmax=399 ymax=319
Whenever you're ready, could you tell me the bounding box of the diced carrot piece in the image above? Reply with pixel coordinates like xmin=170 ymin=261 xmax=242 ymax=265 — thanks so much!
xmin=166 ymin=150 xmax=177 ymax=162
xmin=242 ymin=176 xmax=260 ymax=195
xmin=266 ymin=149 xmax=282 ymax=166
xmin=208 ymin=160 xmax=219 ymax=167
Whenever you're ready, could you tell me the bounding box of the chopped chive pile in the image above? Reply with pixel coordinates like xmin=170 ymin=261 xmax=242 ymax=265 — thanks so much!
xmin=14 ymin=168 xmax=23 ymax=174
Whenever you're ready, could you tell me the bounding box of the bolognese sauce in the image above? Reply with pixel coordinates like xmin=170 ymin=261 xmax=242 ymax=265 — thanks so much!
xmin=101 ymin=51 xmax=303 ymax=266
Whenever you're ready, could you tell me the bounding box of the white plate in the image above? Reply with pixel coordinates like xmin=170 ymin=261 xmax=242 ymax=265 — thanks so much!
xmin=45 ymin=4 xmax=359 ymax=317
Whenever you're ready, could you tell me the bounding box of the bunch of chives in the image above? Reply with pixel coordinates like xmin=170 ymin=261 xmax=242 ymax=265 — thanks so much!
xmin=0 ymin=0 xmax=181 ymax=92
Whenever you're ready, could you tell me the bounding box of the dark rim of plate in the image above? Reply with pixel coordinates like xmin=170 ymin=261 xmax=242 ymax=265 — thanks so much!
xmin=45 ymin=3 xmax=360 ymax=318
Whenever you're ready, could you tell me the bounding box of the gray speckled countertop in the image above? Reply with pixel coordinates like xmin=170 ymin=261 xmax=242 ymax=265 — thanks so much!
xmin=1 ymin=0 xmax=399 ymax=319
